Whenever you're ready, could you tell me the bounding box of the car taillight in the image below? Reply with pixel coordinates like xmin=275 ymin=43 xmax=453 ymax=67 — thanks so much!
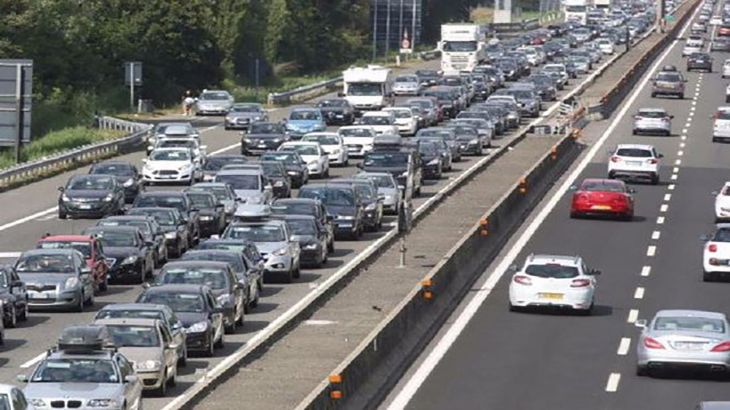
xmin=711 ymin=341 xmax=730 ymax=352
xmin=709 ymin=244 xmax=718 ymax=252
xmin=571 ymin=278 xmax=591 ymax=287
xmin=513 ymin=275 xmax=532 ymax=286
xmin=643 ymin=336 xmax=665 ymax=349
xmin=647 ymin=159 xmax=658 ymax=164
xmin=610 ymin=156 xmax=621 ymax=162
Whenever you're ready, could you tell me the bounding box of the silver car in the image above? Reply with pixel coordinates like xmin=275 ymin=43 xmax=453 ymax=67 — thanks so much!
xmin=225 ymin=103 xmax=268 ymax=130
xmin=632 ymin=108 xmax=673 ymax=136
xmin=698 ymin=403 xmax=730 ymax=410
xmin=636 ymin=310 xmax=730 ymax=376
xmin=393 ymin=74 xmax=422 ymax=96
xmin=213 ymin=169 xmax=273 ymax=204
xmin=191 ymin=182 xmax=238 ymax=222
xmin=196 ymin=90 xmax=234 ymax=115
xmin=354 ymin=172 xmax=402 ymax=215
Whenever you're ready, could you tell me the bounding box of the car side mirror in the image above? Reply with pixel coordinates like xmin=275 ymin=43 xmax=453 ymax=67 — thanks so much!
xmin=16 ymin=374 xmax=28 ymax=383
xmin=124 ymin=375 xmax=138 ymax=384
xmin=57 ymin=187 xmax=65 ymax=193
xmin=670 ymin=115 xmax=674 ymax=119
xmin=635 ymin=319 xmax=647 ymax=328
xmin=588 ymin=268 xmax=602 ymax=275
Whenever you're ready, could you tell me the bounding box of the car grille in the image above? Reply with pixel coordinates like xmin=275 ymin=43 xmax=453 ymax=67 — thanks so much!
xmin=26 ymin=284 xmax=57 ymax=292
xmin=158 ymin=170 xmax=178 ymax=176
xmin=51 ymin=400 xmax=83 ymax=408
xmin=347 ymin=144 xmax=363 ymax=151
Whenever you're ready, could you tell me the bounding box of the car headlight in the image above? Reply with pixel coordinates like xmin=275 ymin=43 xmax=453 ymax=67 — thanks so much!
xmin=365 ymin=203 xmax=377 ymax=211
xmin=29 ymin=399 xmax=47 ymax=408
xmin=244 ymin=137 xmax=253 ymax=143
xmin=303 ymin=243 xmax=319 ymax=250
xmin=225 ymin=116 xmax=233 ymax=122
xmin=65 ymin=277 xmax=79 ymax=289
xmin=216 ymin=294 xmax=232 ymax=306
xmin=199 ymin=215 xmax=213 ymax=221
xmin=428 ymin=158 xmax=440 ymax=166
xmin=287 ymin=171 xmax=300 ymax=176
xmin=469 ymin=139 xmax=479 ymax=145
xmin=144 ymin=163 xmax=153 ymax=171
xmin=186 ymin=321 xmax=209 ymax=333
xmin=134 ymin=359 xmax=162 ymax=372
xmin=274 ymin=180 xmax=284 ymax=187
xmin=165 ymin=232 xmax=177 ymax=239
xmin=103 ymin=193 xmax=114 ymax=202
xmin=123 ymin=179 xmax=134 ymax=187
xmin=332 ymin=149 xmax=341 ymax=155
xmin=121 ymin=256 xmax=138 ymax=265
xmin=254 ymin=116 xmax=262 ymax=121
xmin=178 ymin=164 xmax=191 ymax=171
xmin=273 ymin=247 xmax=289 ymax=256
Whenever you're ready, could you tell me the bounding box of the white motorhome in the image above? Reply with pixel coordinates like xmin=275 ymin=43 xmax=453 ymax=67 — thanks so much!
xmin=439 ymin=24 xmax=486 ymax=74
xmin=341 ymin=65 xmax=394 ymax=112
xmin=564 ymin=0 xmax=593 ymax=24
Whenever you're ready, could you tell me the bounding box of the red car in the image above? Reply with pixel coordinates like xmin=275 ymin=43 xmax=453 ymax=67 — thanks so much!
xmin=570 ymin=178 xmax=635 ymax=220
xmin=719 ymin=25 xmax=730 ymax=37
xmin=36 ymin=235 xmax=109 ymax=293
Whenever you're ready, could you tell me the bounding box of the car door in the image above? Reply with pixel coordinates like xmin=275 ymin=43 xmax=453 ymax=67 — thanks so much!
xmin=165 ymin=310 xmax=186 ymax=358
xmin=116 ymin=354 xmax=142 ymax=403
xmin=76 ymin=253 xmax=94 ymax=297
xmin=158 ymin=323 xmax=177 ymax=376
xmin=228 ymin=268 xmax=245 ymax=313
xmin=283 ymin=224 xmax=300 ymax=267
xmin=92 ymin=240 xmax=108 ymax=286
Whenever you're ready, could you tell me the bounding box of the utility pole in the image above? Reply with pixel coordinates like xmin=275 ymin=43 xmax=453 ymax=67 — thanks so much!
xmin=411 ymin=0 xmax=417 ymax=52
xmin=373 ymin=0 xmax=379 ymax=62
xmin=385 ymin=0 xmax=392 ymax=61
xmin=129 ymin=61 xmax=135 ymax=112
xmin=14 ymin=64 xmax=24 ymax=163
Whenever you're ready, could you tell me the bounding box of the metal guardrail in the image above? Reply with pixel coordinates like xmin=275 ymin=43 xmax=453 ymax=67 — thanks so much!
xmin=0 ymin=116 xmax=150 ymax=190
xmin=267 ymin=77 xmax=343 ymax=105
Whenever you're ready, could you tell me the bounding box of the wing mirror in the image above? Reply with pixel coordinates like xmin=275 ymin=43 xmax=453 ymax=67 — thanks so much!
xmin=701 ymin=234 xmax=711 ymax=242
xmin=124 ymin=375 xmax=138 ymax=384
xmin=58 ymin=186 xmax=65 ymax=193
xmin=588 ymin=268 xmax=602 ymax=275
xmin=16 ymin=374 xmax=28 ymax=383
xmin=508 ymin=264 xmax=519 ymax=272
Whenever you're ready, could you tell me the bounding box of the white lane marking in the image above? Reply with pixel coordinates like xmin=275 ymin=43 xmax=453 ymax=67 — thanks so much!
xmin=682 ymin=128 xmax=688 ymax=134
xmin=0 ymin=252 xmax=21 ymax=258
xmin=199 ymin=125 xmax=218 ymax=133
xmin=641 ymin=266 xmax=651 ymax=277
xmin=0 ymin=207 xmax=58 ymax=233
xmin=675 ymin=159 xmax=682 ymax=165
xmin=668 ymin=184 xmax=675 ymax=191
xmin=634 ymin=287 xmax=645 ymax=299
xmin=36 ymin=214 xmax=56 ymax=222
xmin=647 ymin=246 xmax=656 ymax=257
xmin=692 ymin=100 xmax=697 ymax=106
xmin=617 ymin=338 xmax=631 ymax=356
xmin=679 ymin=142 xmax=685 ymax=148
xmin=384 ymin=17 xmax=696 ymax=405
xmin=657 ymin=216 xmax=665 ymax=224
xmin=690 ymin=106 xmax=696 ymax=112
xmin=681 ymin=135 xmax=687 ymax=140
xmin=672 ymin=166 xmax=679 ymax=173
xmin=664 ymin=193 xmax=672 ymax=201
xmin=678 ymin=150 xmax=684 ymax=156
xmin=628 ymin=309 xmax=640 ymax=323
xmin=304 ymin=320 xmax=336 ymax=326
xmin=606 ymin=373 xmax=621 ymax=392
xmin=685 ymin=122 xmax=692 ymax=128
xmin=671 ymin=174 xmax=678 ymax=180
xmin=660 ymin=204 xmax=668 ymax=213
xmin=20 ymin=352 xmax=47 ymax=369
xmin=652 ymin=231 xmax=661 ymax=240
xmin=209 ymin=143 xmax=240 ymax=156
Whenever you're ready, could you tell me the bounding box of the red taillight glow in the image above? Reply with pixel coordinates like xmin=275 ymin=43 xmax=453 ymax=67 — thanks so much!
xmin=513 ymin=275 xmax=532 ymax=286
xmin=647 ymin=159 xmax=658 ymax=164
xmin=709 ymin=244 xmax=718 ymax=252
xmin=643 ymin=336 xmax=665 ymax=349
xmin=571 ymin=278 xmax=591 ymax=287
xmin=611 ymin=156 xmax=621 ymax=162
xmin=711 ymin=341 xmax=730 ymax=352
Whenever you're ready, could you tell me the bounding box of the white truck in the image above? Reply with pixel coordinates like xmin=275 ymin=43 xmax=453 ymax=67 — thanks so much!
xmin=341 ymin=65 xmax=394 ymax=113
xmin=564 ymin=0 xmax=593 ymax=24
xmin=438 ymin=24 xmax=486 ymax=74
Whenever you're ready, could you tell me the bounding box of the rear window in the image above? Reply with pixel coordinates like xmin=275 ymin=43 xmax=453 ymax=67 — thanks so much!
xmin=716 ymin=110 xmax=730 ymax=120
xmin=580 ymin=180 xmax=625 ymax=192
xmin=654 ymin=317 xmax=725 ymax=333
xmin=638 ymin=111 xmax=666 ymax=119
xmin=524 ymin=264 xmax=579 ymax=279
xmin=616 ymin=148 xmax=652 ymax=157
xmin=713 ymin=228 xmax=730 ymax=242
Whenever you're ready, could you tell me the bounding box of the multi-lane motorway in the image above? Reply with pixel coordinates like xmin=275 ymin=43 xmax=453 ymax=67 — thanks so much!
xmin=384 ymin=3 xmax=730 ymax=409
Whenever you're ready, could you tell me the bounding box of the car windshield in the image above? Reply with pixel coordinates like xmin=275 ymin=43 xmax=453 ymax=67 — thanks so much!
xmin=280 ymin=145 xmax=319 ymax=156
xmin=150 ymin=150 xmax=190 ymax=161
xmin=107 ymin=325 xmax=160 ymax=348
xmin=363 ymin=152 xmax=409 ymax=167
xmin=363 ymin=116 xmax=392 ymax=126
xmin=318 ymin=99 xmax=347 ymax=107
xmin=16 ymin=254 xmax=75 ymax=273
xmin=67 ymin=177 xmax=114 ymax=190
xmin=290 ymin=111 xmax=320 ymax=121
xmin=286 ymin=219 xmax=317 ymax=236
xmin=261 ymin=163 xmax=285 ymax=177
xmin=638 ymin=111 xmax=667 ymax=118
xmin=395 ymin=76 xmax=417 ymax=83
xmin=187 ymin=193 xmax=216 ymax=208
xmin=90 ymin=164 xmax=133 ymax=177
xmin=202 ymin=157 xmax=246 ymax=171
xmin=98 ymin=220 xmax=152 ymax=235
xmin=260 ymin=153 xmax=299 ymax=165
xmin=95 ymin=309 xmax=164 ymax=322
xmin=231 ymin=104 xmax=260 ymax=112
xmin=419 ymin=143 xmax=439 ymax=155
xmin=525 ymin=264 xmax=580 ymax=278
xmin=299 ymin=187 xmax=356 ymax=206
xmin=408 ymin=100 xmax=433 ymax=109
xmin=39 ymin=241 xmax=92 ymax=258
xmin=348 ymin=83 xmax=383 ymax=96
xmin=656 ymin=73 xmax=681 ymax=82
xmin=135 ymin=196 xmax=185 ymax=212
xmin=386 ymin=110 xmax=412 ymax=119
xmin=422 ymin=90 xmax=450 ymax=100
xmin=580 ymin=180 xmax=625 ymax=192
xmin=305 ymin=135 xmax=340 ymax=145
xmin=654 ymin=317 xmax=725 ymax=333
xmin=416 ymin=70 xmax=438 ymax=77
xmin=93 ymin=231 xmax=137 ymax=247
xmin=158 ymin=140 xmax=196 ymax=150
xmin=716 ymin=110 xmax=730 ymax=120
xmin=157 ymin=267 xmax=228 ymax=289
xmin=443 ymin=41 xmax=478 ymax=52
xmin=357 ymin=174 xmax=395 ymax=188
xmin=33 ymin=359 xmax=118 ymax=383
xmin=418 ymin=130 xmax=454 ymax=140
xmin=616 ymin=148 xmax=652 ymax=157
xmin=200 ymin=92 xmax=229 ymax=101
xmin=215 ymin=174 xmax=260 ymax=190
xmin=225 ymin=225 xmax=286 ymax=242
xmin=128 ymin=209 xmax=176 ymax=226
xmin=141 ymin=292 xmax=205 ymax=313
xmin=339 ymin=128 xmax=373 ymax=138
xmin=249 ymin=123 xmax=283 ymax=134
xmin=270 ymin=202 xmax=315 ymax=216
xmin=182 ymin=253 xmax=244 ymax=273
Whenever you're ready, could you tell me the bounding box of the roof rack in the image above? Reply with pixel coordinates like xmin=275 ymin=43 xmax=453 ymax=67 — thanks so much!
xmin=56 ymin=324 xmax=115 ymax=353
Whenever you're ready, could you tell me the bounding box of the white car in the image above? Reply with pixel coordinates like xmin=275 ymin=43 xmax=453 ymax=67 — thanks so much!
xmin=142 ymin=148 xmax=201 ymax=185
xmin=153 ymin=138 xmax=207 ymax=163
xmin=712 ymin=107 xmax=730 ymax=142
xmin=722 ymin=59 xmax=730 ymax=78
xmin=508 ymin=254 xmax=599 ymax=314
xmin=703 ymin=224 xmax=730 ymax=281
xmin=278 ymin=141 xmax=330 ymax=178
xmin=392 ymin=74 xmax=422 ymax=96
xmin=683 ymin=43 xmax=703 ymax=57
xmin=382 ymin=107 xmax=419 ymax=136
xmin=302 ymin=132 xmax=349 ymax=166
xmin=714 ymin=182 xmax=730 ymax=221
xmin=607 ymin=144 xmax=662 ymax=185
xmin=597 ymin=39 xmax=615 ymax=54
xmin=360 ymin=111 xmax=399 ymax=135
xmin=0 ymin=383 xmax=32 ymax=410
xmin=338 ymin=126 xmax=376 ymax=157
xmin=712 ymin=15 xmax=724 ymax=25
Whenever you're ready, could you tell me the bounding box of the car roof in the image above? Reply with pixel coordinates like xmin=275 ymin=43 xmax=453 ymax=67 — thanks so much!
xmin=39 ymin=235 xmax=93 ymax=242
xmin=144 ymin=284 xmax=209 ymax=293
xmin=183 ymin=249 xmax=242 ymax=257
xmin=232 ymin=219 xmax=287 ymax=228
xmin=215 ymin=169 xmax=262 ymax=176
xmin=102 ymin=216 xmax=153 ymax=222
xmin=526 ymin=254 xmax=582 ymax=266
xmin=654 ymin=309 xmax=727 ymax=320
xmin=616 ymin=143 xmax=655 ymax=150
xmin=21 ymin=248 xmax=80 ymax=256
xmin=274 ymin=198 xmax=319 ymax=205
xmin=162 ymin=260 xmax=231 ymax=269
xmin=637 ymin=108 xmax=666 ymax=113
xmin=291 ymin=108 xmax=319 ymax=113
xmin=85 ymin=226 xmax=140 ymax=234
xmin=99 ymin=303 xmax=170 ymax=312
xmin=95 ymin=318 xmax=162 ymax=327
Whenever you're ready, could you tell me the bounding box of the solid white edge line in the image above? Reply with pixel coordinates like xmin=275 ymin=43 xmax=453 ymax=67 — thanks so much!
xmin=606 ymin=373 xmax=621 ymax=392
xmin=20 ymin=352 xmax=47 ymax=369
xmin=385 ymin=8 xmax=698 ymax=407
xmin=617 ymin=338 xmax=631 ymax=356
xmin=628 ymin=309 xmax=640 ymax=323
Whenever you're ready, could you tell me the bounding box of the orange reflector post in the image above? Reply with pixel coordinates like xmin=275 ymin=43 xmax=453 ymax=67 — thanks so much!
xmin=421 ymin=279 xmax=432 ymax=287
xmin=330 ymin=391 xmax=343 ymax=399
xmin=328 ymin=374 xmax=342 ymax=383
xmin=423 ymin=291 xmax=433 ymax=299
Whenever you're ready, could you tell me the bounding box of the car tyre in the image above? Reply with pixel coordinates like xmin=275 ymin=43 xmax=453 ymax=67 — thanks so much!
xmin=651 ymin=174 xmax=660 ymax=185
xmin=6 ymin=305 xmax=16 ymax=328
xmin=153 ymin=371 xmax=168 ymax=397
xmin=651 ymin=92 xmax=656 ymax=98
xmin=703 ymin=271 xmax=716 ymax=282
xmin=283 ymin=269 xmax=293 ymax=284
xmin=636 ymin=364 xmax=648 ymax=377
xmin=678 ymin=93 xmax=684 ymax=99
xmin=58 ymin=210 xmax=67 ymax=220
xmin=293 ymin=264 xmax=301 ymax=279
xmin=19 ymin=303 xmax=27 ymax=322
xmin=327 ymin=239 xmax=335 ymax=254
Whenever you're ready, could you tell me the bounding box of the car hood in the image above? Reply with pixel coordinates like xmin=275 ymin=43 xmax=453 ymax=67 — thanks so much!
xmin=103 ymin=247 xmax=141 ymax=259
xmin=299 ymin=154 xmax=320 ymax=163
xmin=228 ymin=112 xmax=261 ymax=119
xmin=146 ymin=160 xmax=193 ymax=170
xmin=246 ymin=133 xmax=286 ymax=140
xmin=327 ymin=205 xmax=357 ymax=217
xmin=64 ymin=189 xmax=112 ymax=199
xmin=176 ymin=311 xmax=209 ymax=327
xmin=118 ymin=347 xmax=164 ymax=364
xmin=343 ymin=136 xmax=374 ymax=146
xmin=233 ymin=189 xmax=264 ymax=201
xmin=253 ymin=242 xmax=289 ymax=254
xmin=18 ymin=273 xmax=74 ymax=286
xmin=291 ymin=234 xmax=318 ymax=245
xmin=25 ymin=382 xmax=124 ymax=398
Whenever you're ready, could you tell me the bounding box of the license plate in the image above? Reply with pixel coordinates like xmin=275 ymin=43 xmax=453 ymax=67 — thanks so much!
xmin=538 ymin=292 xmax=563 ymax=300
xmin=335 ymin=114 xmax=343 ymax=118
xmin=626 ymin=161 xmax=642 ymax=166
xmin=78 ymin=204 xmax=92 ymax=209
xmin=673 ymin=342 xmax=707 ymax=350
xmin=591 ymin=205 xmax=612 ymax=210
xmin=258 ymin=144 xmax=267 ymax=148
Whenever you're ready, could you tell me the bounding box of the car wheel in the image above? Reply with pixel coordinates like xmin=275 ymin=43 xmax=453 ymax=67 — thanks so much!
xmin=215 ymin=330 xmax=225 ymax=349
xmin=19 ymin=303 xmax=27 ymax=322
xmin=6 ymin=305 xmax=16 ymax=328
xmin=651 ymin=92 xmax=656 ymax=98
xmin=75 ymin=293 xmax=84 ymax=312
xmin=283 ymin=269 xmax=293 ymax=284
xmin=293 ymin=264 xmax=301 ymax=279
xmin=636 ymin=364 xmax=648 ymax=377
xmin=153 ymin=371 xmax=168 ymax=397
xmin=713 ymin=136 xmax=719 ymax=142
xmin=86 ymin=290 xmax=94 ymax=307
xmin=703 ymin=271 xmax=716 ymax=282
xmin=168 ymin=369 xmax=176 ymax=387
xmin=651 ymin=174 xmax=660 ymax=185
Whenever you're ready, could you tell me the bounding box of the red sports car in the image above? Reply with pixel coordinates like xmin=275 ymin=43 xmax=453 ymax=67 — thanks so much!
xmin=570 ymin=178 xmax=635 ymax=220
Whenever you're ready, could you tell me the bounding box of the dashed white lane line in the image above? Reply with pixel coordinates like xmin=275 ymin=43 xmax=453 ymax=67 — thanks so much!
xmin=647 ymin=246 xmax=656 ymax=257
xmin=671 ymin=174 xmax=678 ymax=180
xmin=664 ymin=193 xmax=672 ymax=201
xmin=675 ymin=159 xmax=682 ymax=165
xmin=36 ymin=214 xmax=56 ymax=222
xmin=657 ymin=216 xmax=665 ymax=224
xmin=692 ymin=100 xmax=697 ymax=106
xmin=690 ymin=106 xmax=696 ymax=112
xmin=681 ymin=135 xmax=687 ymax=140
xmin=0 ymin=252 xmax=21 ymax=258
xmin=606 ymin=373 xmax=621 ymax=393
xmin=685 ymin=122 xmax=692 ymax=128
xmin=660 ymin=204 xmax=669 ymax=213
xmin=652 ymin=231 xmax=661 ymax=240
xmin=628 ymin=309 xmax=640 ymax=323
xmin=682 ymin=128 xmax=688 ymax=134
xmin=668 ymin=184 xmax=676 ymax=191
xmin=617 ymin=338 xmax=631 ymax=356
xmin=678 ymin=150 xmax=684 ymax=156
xmin=641 ymin=266 xmax=651 ymax=277
xmin=634 ymin=287 xmax=645 ymax=299
xmin=679 ymin=142 xmax=685 ymax=148
xmin=672 ymin=166 xmax=679 ymax=173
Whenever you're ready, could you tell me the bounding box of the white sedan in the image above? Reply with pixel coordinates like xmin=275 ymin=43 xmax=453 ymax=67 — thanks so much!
xmin=703 ymin=224 xmax=730 ymax=282
xmin=278 ymin=141 xmax=330 ymax=178
xmin=714 ymin=182 xmax=730 ymax=221
xmin=142 ymin=147 xmax=201 ymax=185
xmin=508 ymin=254 xmax=599 ymax=315
xmin=302 ymin=132 xmax=349 ymax=166
xmin=382 ymin=107 xmax=419 ymax=136
xmin=361 ymin=111 xmax=399 ymax=135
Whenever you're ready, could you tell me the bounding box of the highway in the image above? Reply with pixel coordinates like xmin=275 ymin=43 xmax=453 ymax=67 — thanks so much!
xmin=384 ymin=4 xmax=730 ymax=410
xmin=0 ymin=52 xmax=613 ymax=408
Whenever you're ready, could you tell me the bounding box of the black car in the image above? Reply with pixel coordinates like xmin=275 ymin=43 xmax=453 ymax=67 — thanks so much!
xmin=317 ymin=98 xmax=355 ymax=125
xmin=418 ymin=141 xmax=445 ymax=180
xmin=526 ymin=74 xmax=558 ymax=101
xmin=200 ymin=155 xmax=247 ymax=182
xmin=88 ymin=161 xmax=143 ymax=203
xmin=183 ymin=190 xmax=226 ymax=238
xmin=58 ymin=175 xmax=126 ymax=219
xmin=687 ymin=52 xmax=713 ymax=72
xmin=136 ymin=284 xmax=225 ymax=356
xmin=270 ymin=198 xmax=335 ymax=253
xmin=259 ymin=151 xmax=309 ymax=188
xmin=360 ymin=147 xmax=423 ymax=197
xmin=126 ymin=207 xmax=191 ymax=258
xmin=0 ymin=266 xmax=28 ymax=328
xmin=331 ymin=178 xmax=384 ymax=232
xmin=194 ymin=239 xmax=265 ymax=284
xmin=257 ymin=160 xmax=291 ymax=199
xmin=273 ymin=215 xmax=329 ymax=267
xmin=95 ymin=215 xmax=168 ymax=267
xmin=82 ymin=226 xmax=154 ymax=284
xmin=180 ymin=249 xmax=261 ymax=312
xmin=132 ymin=191 xmax=201 ymax=247
xmin=421 ymin=87 xmax=458 ymax=118
xmin=298 ymin=183 xmax=364 ymax=240
xmin=241 ymin=122 xmax=289 ymax=155
xmin=415 ymin=69 xmax=440 ymax=87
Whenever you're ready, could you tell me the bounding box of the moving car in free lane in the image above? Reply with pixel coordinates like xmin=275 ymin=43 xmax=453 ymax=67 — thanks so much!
xmin=651 ymin=70 xmax=686 ymax=99
xmin=224 ymin=102 xmax=268 ymax=130
xmin=713 ymin=182 xmax=730 ymax=221
xmin=508 ymin=254 xmax=600 ymax=315
xmin=82 ymin=226 xmax=155 ymax=284
xmin=95 ymin=216 xmax=168 ymax=268
xmin=37 ymin=234 xmax=109 ymax=292
xmin=635 ymin=310 xmax=730 ymax=377
xmin=58 ymin=175 xmax=126 ymax=220
xmin=570 ymin=178 xmax=636 ymax=220
xmin=607 ymin=143 xmax=662 ymax=185
xmin=632 ymin=108 xmax=673 ymax=136
xmin=702 ymin=224 xmax=730 ymax=282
